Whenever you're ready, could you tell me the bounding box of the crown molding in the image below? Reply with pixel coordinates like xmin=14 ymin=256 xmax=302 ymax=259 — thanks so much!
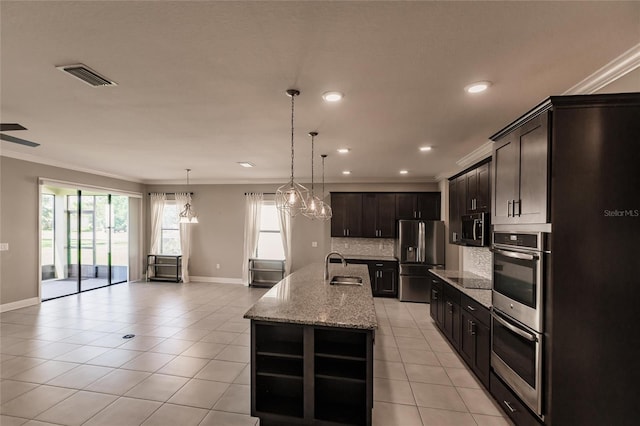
xmin=455 ymin=140 xmax=493 ymax=169
xmin=564 ymin=42 xmax=640 ymax=95
xmin=1 ymin=149 xmax=144 ymax=183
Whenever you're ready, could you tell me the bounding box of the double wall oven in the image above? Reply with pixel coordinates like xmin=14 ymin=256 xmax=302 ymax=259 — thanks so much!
xmin=491 ymin=231 xmax=549 ymax=419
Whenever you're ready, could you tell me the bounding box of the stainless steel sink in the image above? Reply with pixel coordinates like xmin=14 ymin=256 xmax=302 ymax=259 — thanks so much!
xmin=330 ymin=276 xmax=363 ymax=286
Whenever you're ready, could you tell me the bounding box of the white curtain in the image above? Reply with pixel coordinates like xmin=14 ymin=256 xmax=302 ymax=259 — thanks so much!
xmin=174 ymin=192 xmax=192 ymax=283
xmin=278 ymin=204 xmax=292 ymax=276
xmin=149 ymin=193 xmax=166 ymax=255
xmin=242 ymin=193 xmax=263 ymax=285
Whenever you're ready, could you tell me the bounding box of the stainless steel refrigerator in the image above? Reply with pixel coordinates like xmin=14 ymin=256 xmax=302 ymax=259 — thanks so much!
xmin=397 ymin=220 xmax=445 ymax=302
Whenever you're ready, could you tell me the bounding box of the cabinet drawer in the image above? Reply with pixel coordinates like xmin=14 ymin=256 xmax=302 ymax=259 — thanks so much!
xmin=490 ymin=372 xmax=541 ymax=426
xmin=460 ymin=294 xmax=490 ymax=327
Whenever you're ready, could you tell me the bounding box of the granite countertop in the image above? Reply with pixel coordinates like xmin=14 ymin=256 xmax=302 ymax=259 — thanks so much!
xmin=429 ymin=269 xmax=492 ymax=309
xmin=342 ymin=254 xmax=398 ymax=262
xmin=244 ymin=263 xmax=377 ymax=330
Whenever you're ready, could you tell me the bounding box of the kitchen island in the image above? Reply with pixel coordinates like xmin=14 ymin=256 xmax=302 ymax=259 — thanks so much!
xmin=244 ymin=262 xmax=377 ymax=426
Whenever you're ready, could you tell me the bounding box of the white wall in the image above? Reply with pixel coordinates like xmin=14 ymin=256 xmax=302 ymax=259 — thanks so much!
xmin=0 ymin=156 xmax=145 ymax=307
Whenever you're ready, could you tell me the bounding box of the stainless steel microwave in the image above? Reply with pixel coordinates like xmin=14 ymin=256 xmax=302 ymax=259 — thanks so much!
xmin=460 ymin=213 xmax=488 ymax=246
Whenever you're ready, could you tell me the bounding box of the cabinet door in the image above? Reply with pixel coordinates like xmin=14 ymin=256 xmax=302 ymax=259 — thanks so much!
xmin=466 ymin=169 xmax=478 ymax=213
xmin=330 ymin=193 xmax=347 ymax=237
xmin=416 ymin=193 xmax=441 ymax=220
xmin=475 ymin=321 xmax=490 ymax=388
xmin=331 ymin=193 xmax=362 ymax=237
xmin=492 ymin=135 xmax=519 ymax=224
xmin=396 ymin=193 xmax=417 ymax=220
xmin=459 ymin=310 xmax=475 ymax=367
xmin=361 ymin=194 xmax=378 ymax=238
xmin=377 ymin=194 xmax=397 ymax=237
xmin=517 ymin=114 xmax=548 ymax=223
xmin=456 ymin=175 xmax=467 ymax=219
xmin=476 ymin=162 xmax=491 ymax=212
xmin=443 ymin=298 xmax=460 ymax=349
xmin=378 ymin=266 xmax=397 ymax=296
xmin=430 ymin=279 xmax=443 ymax=326
xmin=448 ymin=180 xmax=460 ymax=243
xmin=344 ymin=194 xmax=363 ymax=237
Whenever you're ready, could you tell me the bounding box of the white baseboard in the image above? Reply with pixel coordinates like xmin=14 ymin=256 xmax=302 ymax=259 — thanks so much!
xmin=1 ymin=297 xmax=40 ymax=313
xmin=189 ymin=276 xmax=246 ymax=285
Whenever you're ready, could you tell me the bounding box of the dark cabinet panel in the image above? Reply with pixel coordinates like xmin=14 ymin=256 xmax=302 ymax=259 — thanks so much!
xmin=492 ymin=113 xmax=548 ymax=225
xmin=362 ymin=193 xmax=396 ymax=238
xmin=460 ymin=307 xmax=490 ymax=388
xmin=330 ymin=193 xmax=363 ymax=237
xmin=448 ymin=160 xmax=491 ymax=245
xmin=372 ymin=262 xmax=397 ymax=297
xmin=429 ymin=277 xmax=444 ymax=328
xmin=396 ymin=193 xmax=441 ymax=220
xmin=490 ymin=372 xmax=542 ymax=426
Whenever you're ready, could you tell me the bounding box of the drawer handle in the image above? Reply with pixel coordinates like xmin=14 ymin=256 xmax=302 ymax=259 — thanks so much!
xmin=503 ymin=400 xmax=517 ymax=413
xmin=467 ymin=305 xmax=476 ymax=311
xmin=376 ymin=263 xmax=383 ymax=267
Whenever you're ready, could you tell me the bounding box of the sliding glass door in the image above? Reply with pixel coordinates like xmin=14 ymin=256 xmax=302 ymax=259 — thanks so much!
xmin=41 ymin=186 xmax=129 ymax=301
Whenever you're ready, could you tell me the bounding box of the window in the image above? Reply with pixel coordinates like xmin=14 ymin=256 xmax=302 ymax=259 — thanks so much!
xmin=161 ymin=201 xmax=181 ymax=255
xmin=257 ymin=201 xmax=285 ymax=260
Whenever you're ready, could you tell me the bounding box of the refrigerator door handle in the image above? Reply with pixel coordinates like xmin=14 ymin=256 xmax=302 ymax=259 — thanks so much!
xmin=418 ymin=221 xmax=425 ymax=263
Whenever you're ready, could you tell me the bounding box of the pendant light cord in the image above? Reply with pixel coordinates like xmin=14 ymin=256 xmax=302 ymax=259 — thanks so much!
xmin=321 ymin=154 xmax=326 ymax=198
xmin=290 ymin=93 xmax=295 ymax=182
xmin=310 ymin=133 xmax=315 ymax=196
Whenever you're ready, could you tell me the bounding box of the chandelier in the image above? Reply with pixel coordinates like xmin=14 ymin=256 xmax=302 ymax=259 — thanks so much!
xmin=179 ymin=169 xmax=198 ymax=224
xmin=275 ymin=89 xmax=309 ymax=217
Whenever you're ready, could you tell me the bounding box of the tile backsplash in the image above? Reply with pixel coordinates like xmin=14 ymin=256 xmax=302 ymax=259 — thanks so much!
xmin=462 ymin=246 xmax=492 ymax=279
xmin=331 ymin=238 xmax=395 ymax=257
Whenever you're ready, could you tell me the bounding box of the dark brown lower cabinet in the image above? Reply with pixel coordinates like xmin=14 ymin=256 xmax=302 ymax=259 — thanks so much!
xmin=251 ymin=321 xmax=374 ymax=426
xmin=459 ymin=295 xmax=490 ymax=388
xmin=442 ymin=284 xmax=461 ymax=350
xmin=490 ymin=372 xmax=542 ymax=426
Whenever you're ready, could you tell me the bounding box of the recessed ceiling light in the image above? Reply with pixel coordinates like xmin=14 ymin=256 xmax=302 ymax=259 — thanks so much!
xmin=237 ymin=162 xmax=255 ymax=168
xmin=337 ymin=148 xmax=350 ymax=154
xmin=399 ymin=170 xmax=409 ymax=175
xmin=322 ymin=91 xmax=343 ymax=102
xmin=342 ymin=170 xmax=351 ymax=175
xmin=419 ymin=146 xmax=432 ymax=152
xmin=465 ymin=81 xmax=492 ymax=94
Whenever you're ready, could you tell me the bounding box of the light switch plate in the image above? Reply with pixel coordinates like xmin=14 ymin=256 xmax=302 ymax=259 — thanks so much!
xmin=311 ymin=241 xmax=318 ymax=247
xmin=0 ymin=243 xmax=8 ymax=251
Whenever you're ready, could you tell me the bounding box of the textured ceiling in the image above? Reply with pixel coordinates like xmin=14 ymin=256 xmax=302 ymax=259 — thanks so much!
xmin=1 ymin=1 xmax=639 ymax=184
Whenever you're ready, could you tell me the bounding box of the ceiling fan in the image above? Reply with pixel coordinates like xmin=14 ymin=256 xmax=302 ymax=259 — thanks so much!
xmin=0 ymin=123 xmax=40 ymax=147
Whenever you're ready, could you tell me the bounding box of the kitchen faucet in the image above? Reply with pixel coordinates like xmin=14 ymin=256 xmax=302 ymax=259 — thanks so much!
xmin=324 ymin=251 xmax=347 ymax=280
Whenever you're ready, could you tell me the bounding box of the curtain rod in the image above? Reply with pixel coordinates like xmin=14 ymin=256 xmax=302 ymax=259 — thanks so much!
xmin=244 ymin=192 xmax=275 ymax=195
xmin=148 ymin=192 xmax=194 ymax=195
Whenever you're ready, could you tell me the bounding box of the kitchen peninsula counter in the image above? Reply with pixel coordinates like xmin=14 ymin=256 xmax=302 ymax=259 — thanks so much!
xmin=244 ymin=262 xmax=376 ymax=426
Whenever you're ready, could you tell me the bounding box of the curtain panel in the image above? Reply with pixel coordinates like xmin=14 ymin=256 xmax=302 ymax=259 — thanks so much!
xmin=149 ymin=193 xmax=166 ymax=255
xmin=174 ymin=192 xmax=192 ymax=283
xmin=242 ymin=193 xmax=264 ymax=285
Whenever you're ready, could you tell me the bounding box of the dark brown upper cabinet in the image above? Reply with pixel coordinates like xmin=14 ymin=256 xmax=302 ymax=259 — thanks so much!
xmin=330 ymin=193 xmax=363 ymax=237
xmin=362 ymin=193 xmax=397 ymax=238
xmin=395 ymin=193 xmax=441 ymax=221
xmin=492 ymin=113 xmax=548 ymax=225
xmin=448 ymin=159 xmax=491 ymax=244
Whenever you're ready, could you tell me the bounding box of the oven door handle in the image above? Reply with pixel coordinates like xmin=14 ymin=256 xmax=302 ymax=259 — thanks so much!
xmin=490 ymin=248 xmax=538 ymax=261
xmin=492 ymin=312 xmax=538 ymax=342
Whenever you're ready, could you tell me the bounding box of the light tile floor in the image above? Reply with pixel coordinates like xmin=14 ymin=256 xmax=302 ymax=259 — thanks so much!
xmin=0 ymin=281 xmax=511 ymax=426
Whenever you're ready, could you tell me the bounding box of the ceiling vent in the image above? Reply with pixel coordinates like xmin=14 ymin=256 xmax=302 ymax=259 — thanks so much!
xmin=56 ymin=64 xmax=117 ymax=87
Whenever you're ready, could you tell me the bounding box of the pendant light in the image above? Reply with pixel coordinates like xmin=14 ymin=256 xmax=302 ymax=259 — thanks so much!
xmin=316 ymin=154 xmax=332 ymax=221
xmin=179 ymin=169 xmax=199 ymax=224
xmin=303 ymin=131 xmax=323 ymax=219
xmin=275 ymin=89 xmax=309 ymax=217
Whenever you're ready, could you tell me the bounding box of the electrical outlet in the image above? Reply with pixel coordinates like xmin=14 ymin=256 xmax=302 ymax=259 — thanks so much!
xmin=344 ymin=243 xmax=349 ymax=249
xmin=216 ymin=264 xmax=220 ymax=269
xmin=311 ymin=241 xmax=318 ymax=248
xmin=0 ymin=243 xmax=8 ymax=251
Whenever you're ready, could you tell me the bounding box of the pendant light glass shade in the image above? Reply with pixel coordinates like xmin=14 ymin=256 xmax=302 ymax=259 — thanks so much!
xmin=315 ymin=154 xmax=332 ymax=221
xmin=303 ymin=132 xmax=323 ymax=220
xmin=276 ymin=89 xmax=309 ymax=217
xmin=179 ymin=169 xmax=199 ymax=224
